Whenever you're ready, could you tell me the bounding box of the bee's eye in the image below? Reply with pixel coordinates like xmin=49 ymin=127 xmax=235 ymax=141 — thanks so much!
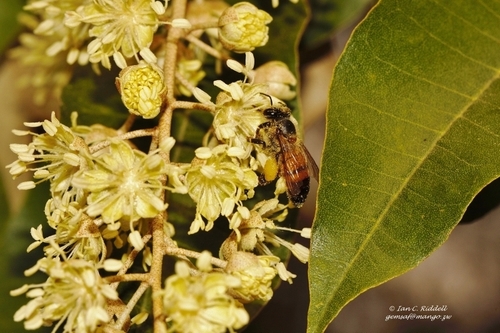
xmin=263 ymin=107 xmax=289 ymax=120
xmin=263 ymin=108 xmax=278 ymax=119
xmin=279 ymin=119 xmax=296 ymax=136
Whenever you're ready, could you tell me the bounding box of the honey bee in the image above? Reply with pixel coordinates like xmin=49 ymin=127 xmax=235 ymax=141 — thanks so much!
xmin=252 ymin=103 xmax=319 ymax=207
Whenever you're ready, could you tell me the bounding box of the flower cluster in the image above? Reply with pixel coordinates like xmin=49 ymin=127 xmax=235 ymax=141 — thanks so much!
xmin=72 ymin=139 xmax=168 ymax=224
xmin=7 ymin=0 xmax=313 ymax=332
xmin=7 ymin=112 xmax=177 ymax=265
xmin=225 ymin=252 xmax=279 ymax=303
xmin=65 ymin=0 xmax=163 ymax=69
xmin=163 ymin=253 xmax=249 ymax=333
xmin=11 ymin=258 xmax=118 ymax=333
xmin=186 ymin=144 xmax=258 ymax=233
xmin=7 ymin=111 xmax=92 ymax=195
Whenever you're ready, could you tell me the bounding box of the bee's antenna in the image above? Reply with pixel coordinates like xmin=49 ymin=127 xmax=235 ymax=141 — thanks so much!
xmin=260 ymin=92 xmax=273 ymax=106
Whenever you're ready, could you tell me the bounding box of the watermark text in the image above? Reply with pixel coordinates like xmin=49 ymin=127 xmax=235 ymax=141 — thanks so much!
xmin=385 ymin=305 xmax=452 ymax=322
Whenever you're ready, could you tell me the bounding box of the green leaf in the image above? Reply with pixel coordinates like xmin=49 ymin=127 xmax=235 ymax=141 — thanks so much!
xmin=0 ymin=0 xmax=24 ymax=55
xmin=309 ymin=1 xmax=500 ymax=332
xmin=0 ymin=182 xmax=51 ymax=333
xmin=302 ymin=0 xmax=373 ymax=50
xmin=60 ymin=66 xmax=129 ymax=127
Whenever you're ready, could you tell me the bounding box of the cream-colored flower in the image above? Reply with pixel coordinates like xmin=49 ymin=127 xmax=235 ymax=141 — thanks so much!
xmin=71 ymin=139 xmax=167 ymax=224
xmin=66 ymin=0 xmax=161 ymax=69
xmin=220 ymin=198 xmax=309 ymax=281
xmin=11 ymin=258 xmax=118 ymax=333
xmin=117 ymin=61 xmax=167 ymax=118
xmin=39 ymin=197 xmax=106 ymax=263
xmin=9 ymin=34 xmax=70 ymax=105
xmin=24 ymin=0 xmax=91 ymax=63
xmin=213 ymin=82 xmax=270 ymax=150
xmin=218 ymin=2 xmax=272 ymax=53
xmin=163 ymin=259 xmax=249 ymax=333
xmin=176 ymin=58 xmax=206 ymax=96
xmin=6 ymin=112 xmax=92 ymax=194
xmin=185 ymin=145 xmax=258 ymax=233
xmin=225 ymin=252 xmax=278 ymax=302
xmin=9 ymin=0 xmax=93 ymax=105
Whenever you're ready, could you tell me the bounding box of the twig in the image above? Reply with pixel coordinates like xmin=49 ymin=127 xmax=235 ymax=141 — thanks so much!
xmin=172 ymin=99 xmax=216 ymax=113
xmin=184 ymin=34 xmax=225 ymax=60
xmin=89 ymin=128 xmax=157 ymax=154
xmin=115 ymin=282 xmax=150 ymax=331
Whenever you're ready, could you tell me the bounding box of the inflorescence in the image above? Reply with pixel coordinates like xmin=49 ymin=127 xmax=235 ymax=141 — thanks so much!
xmin=7 ymin=0 xmax=312 ymax=332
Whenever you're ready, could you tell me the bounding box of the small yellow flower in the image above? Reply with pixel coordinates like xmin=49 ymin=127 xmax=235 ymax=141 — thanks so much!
xmin=185 ymin=145 xmax=258 ymax=233
xmin=11 ymin=258 xmax=118 ymax=333
xmin=66 ymin=0 xmax=160 ymax=68
xmin=163 ymin=259 xmax=249 ymax=333
xmin=176 ymin=58 xmax=206 ymax=96
xmin=23 ymin=0 xmax=91 ymax=64
xmin=213 ymin=82 xmax=270 ymax=150
xmin=117 ymin=61 xmax=167 ymax=118
xmin=218 ymin=2 xmax=272 ymax=53
xmin=41 ymin=197 xmax=106 ymax=263
xmin=221 ymin=199 xmax=309 ymax=282
xmin=9 ymin=29 xmax=76 ymax=105
xmin=225 ymin=252 xmax=278 ymax=302
xmin=71 ymin=139 xmax=167 ymax=224
xmin=6 ymin=112 xmax=92 ymax=194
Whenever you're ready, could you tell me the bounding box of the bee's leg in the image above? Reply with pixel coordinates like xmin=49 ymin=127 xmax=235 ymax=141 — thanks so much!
xmin=250 ymin=137 xmax=266 ymax=147
xmin=250 ymin=122 xmax=272 ymax=147
xmin=258 ymin=173 xmax=270 ymax=186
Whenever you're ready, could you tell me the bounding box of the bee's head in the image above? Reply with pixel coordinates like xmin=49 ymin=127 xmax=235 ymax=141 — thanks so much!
xmin=262 ymin=107 xmax=291 ymax=121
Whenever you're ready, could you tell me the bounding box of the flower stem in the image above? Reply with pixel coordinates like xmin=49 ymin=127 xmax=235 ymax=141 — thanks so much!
xmin=89 ymin=128 xmax=156 ymax=154
xmin=188 ymin=20 xmax=220 ymax=32
xmin=185 ymin=34 xmax=226 ymax=60
xmin=172 ymin=100 xmax=216 ymax=113
xmin=116 ymin=282 xmax=150 ymax=330
xmin=153 ymin=0 xmax=189 ymax=331
xmin=165 ymin=246 xmax=228 ymax=269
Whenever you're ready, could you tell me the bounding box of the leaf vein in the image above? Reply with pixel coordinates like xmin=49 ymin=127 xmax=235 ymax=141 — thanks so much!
xmin=406 ymin=15 xmax=499 ymax=71
xmin=327 ymin=151 xmax=406 ymax=181
xmin=432 ymin=0 xmax=500 ymax=44
xmin=333 ymin=180 xmax=395 ymax=196
xmin=347 ymin=90 xmax=445 ymax=133
xmin=461 ymin=115 xmax=500 ymax=138
xmin=336 ymin=117 xmax=423 ymax=160
xmin=479 ymin=0 xmax=500 ymax=20
xmin=372 ymin=54 xmax=473 ymax=99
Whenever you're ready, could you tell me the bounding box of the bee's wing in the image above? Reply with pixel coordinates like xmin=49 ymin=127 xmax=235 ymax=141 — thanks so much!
xmin=280 ymin=142 xmax=308 ymax=195
xmin=301 ymin=143 xmax=319 ymax=181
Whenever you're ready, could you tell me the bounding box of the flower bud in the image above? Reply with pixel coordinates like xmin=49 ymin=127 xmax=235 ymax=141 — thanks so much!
xmin=116 ymin=61 xmax=166 ymax=119
xmin=218 ymin=2 xmax=272 ymax=53
xmin=254 ymin=61 xmax=297 ymax=100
